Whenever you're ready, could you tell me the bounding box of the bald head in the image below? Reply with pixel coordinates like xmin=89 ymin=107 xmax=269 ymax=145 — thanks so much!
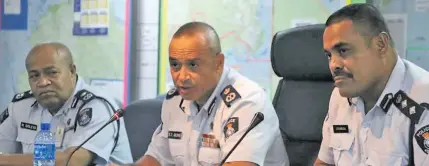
xmin=172 ymin=21 xmax=222 ymax=55
xmin=26 ymin=42 xmax=74 ymax=69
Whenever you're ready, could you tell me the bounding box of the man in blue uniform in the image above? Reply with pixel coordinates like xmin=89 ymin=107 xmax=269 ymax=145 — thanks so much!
xmin=0 ymin=42 xmax=133 ymax=165
xmin=315 ymin=3 xmax=429 ymax=166
xmin=135 ymin=22 xmax=289 ymax=166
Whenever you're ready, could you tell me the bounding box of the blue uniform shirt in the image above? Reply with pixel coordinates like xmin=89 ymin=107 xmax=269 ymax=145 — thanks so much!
xmin=318 ymin=57 xmax=429 ymax=165
xmin=0 ymin=76 xmax=133 ymax=165
xmin=145 ymin=67 xmax=289 ymax=166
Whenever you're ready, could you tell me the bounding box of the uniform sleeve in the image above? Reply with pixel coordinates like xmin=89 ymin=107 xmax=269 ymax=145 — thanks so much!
xmin=317 ymin=89 xmax=337 ymax=165
xmin=0 ymin=105 xmax=21 ymax=154
xmin=317 ymin=113 xmax=334 ymax=164
xmin=221 ymin=91 xmax=279 ymax=165
xmin=413 ymin=106 xmax=429 ymax=165
xmin=66 ymin=99 xmax=118 ymax=165
xmin=144 ymin=100 xmax=175 ymax=165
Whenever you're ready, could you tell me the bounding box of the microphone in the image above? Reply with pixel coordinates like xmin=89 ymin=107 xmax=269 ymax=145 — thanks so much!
xmin=219 ymin=112 xmax=264 ymax=166
xmin=65 ymin=108 xmax=125 ymax=166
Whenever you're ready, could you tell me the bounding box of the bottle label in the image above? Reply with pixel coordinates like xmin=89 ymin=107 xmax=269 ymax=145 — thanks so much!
xmin=34 ymin=143 xmax=56 ymax=160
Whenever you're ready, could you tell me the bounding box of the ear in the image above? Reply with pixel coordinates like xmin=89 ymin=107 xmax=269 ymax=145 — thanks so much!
xmin=70 ymin=64 xmax=77 ymax=74
xmin=375 ymin=32 xmax=390 ymax=56
xmin=215 ymin=53 xmax=224 ymax=71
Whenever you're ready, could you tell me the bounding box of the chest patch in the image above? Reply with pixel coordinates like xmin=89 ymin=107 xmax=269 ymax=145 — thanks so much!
xmin=415 ymin=124 xmax=429 ymax=154
xmin=224 ymin=117 xmax=239 ymax=139
xmin=78 ymin=108 xmax=93 ymax=127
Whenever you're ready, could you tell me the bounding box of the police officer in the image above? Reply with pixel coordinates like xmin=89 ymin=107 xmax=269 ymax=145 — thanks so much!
xmin=315 ymin=3 xmax=429 ymax=166
xmin=0 ymin=42 xmax=133 ymax=165
xmin=134 ymin=22 xmax=289 ymax=166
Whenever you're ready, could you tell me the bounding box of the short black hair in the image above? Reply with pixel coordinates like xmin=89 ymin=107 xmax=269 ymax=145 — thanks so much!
xmin=173 ymin=21 xmax=222 ymax=54
xmin=326 ymin=3 xmax=393 ymax=46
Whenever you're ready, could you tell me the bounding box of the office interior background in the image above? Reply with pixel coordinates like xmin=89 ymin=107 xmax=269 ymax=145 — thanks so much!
xmin=0 ymin=0 xmax=427 ymax=109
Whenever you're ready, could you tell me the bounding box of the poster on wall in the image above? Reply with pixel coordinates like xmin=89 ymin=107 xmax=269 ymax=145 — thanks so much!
xmin=0 ymin=0 xmax=28 ymax=30
xmin=73 ymin=0 xmax=110 ymax=36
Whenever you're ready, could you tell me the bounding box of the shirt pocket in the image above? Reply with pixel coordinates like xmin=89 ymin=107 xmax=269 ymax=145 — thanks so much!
xmin=365 ymin=148 xmax=406 ymax=166
xmin=16 ymin=130 xmax=37 ymax=154
xmin=329 ymin=133 xmax=354 ymax=166
xmin=198 ymin=147 xmax=221 ymax=166
xmin=168 ymin=139 xmax=186 ymax=165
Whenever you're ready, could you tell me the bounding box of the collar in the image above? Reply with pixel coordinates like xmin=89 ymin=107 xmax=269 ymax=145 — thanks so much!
xmin=32 ymin=75 xmax=85 ymax=115
xmin=180 ymin=67 xmax=230 ymax=116
xmin=348 ymin=56 xmax=406 ymax=114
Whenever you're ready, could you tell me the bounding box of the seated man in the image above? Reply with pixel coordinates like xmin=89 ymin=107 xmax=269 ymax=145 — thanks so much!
xmin=134 ymin=22 xmax=289 ymax=166
xmin=0 ymin=42 xmax=133 ymax=165
xmin=315 ymin=3 xmax=429 ymax=166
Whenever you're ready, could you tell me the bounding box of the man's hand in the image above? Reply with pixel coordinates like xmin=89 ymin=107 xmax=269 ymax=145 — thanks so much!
xmin=134 ymin=155 xmax=161 ymax=166
xmin=314 ymin=158 xmax=334 ymax=166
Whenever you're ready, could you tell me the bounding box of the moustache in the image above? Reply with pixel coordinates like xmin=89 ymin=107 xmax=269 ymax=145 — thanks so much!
xmin=332 ymin=68 xmax=353 ymax=78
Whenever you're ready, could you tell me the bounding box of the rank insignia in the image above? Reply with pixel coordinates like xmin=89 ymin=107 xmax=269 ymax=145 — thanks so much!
xmin=221 ymin=85 xmax=241 ymax=107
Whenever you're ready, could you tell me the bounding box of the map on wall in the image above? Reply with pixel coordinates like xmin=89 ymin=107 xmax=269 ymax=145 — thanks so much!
xmin=158 ymin=0 xmax=350 ymax=97
xmin=0 ymin=0 xmax=129 ymax=109
xmin=374 ymin=0 xmax=429 ymax=70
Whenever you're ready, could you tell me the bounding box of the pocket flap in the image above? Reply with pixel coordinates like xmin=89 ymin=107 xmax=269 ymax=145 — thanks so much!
xmin=329 ymin=134 xmax=354 ymax=151
xmin=198 ymin=147 xmax=221 ymax=165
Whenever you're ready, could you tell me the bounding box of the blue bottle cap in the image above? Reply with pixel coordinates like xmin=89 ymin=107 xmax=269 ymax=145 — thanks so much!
xmin=40 ymin=123 xmax=51 ymax=131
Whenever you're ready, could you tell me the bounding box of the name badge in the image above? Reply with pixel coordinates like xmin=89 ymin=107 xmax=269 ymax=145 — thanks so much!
xmin=168 ymin=131 xmax=182 ymax=140
xmin=333 ymin=125 xmax=349 ymax=133
xmin=20 ymin=122 xmax=37 ymax=131
xmin=55 ymin=125 xmax=66 ymax=148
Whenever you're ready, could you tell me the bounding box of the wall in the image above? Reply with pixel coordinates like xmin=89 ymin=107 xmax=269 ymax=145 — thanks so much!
xmin=0 ymin=0 xmax=130 ymax=109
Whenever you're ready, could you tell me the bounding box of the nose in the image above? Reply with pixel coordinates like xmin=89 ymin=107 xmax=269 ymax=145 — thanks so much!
xmin=177 ymin=67 xmax=190 ymax=84
xmin=329 ymin=54 xmax=344 ymax=72
xmin=36 ymin=76 xmax=51 ymax=87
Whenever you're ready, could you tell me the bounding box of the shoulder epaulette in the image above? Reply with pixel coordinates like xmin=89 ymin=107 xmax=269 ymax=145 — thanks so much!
xmin=220 ymin=85 xmax=241 ymax=107
xmin=166 ymin=87 xmax=179 ymax=100
xmin=12 ymin=90 xmax=34 ymax=102
xmin=392 ymin=90 xmax=426 ymax=124
xmin=73 ymin=89 xmax=97 ymax=108
xmin=0 ymin=108 xmax=9 ymax=125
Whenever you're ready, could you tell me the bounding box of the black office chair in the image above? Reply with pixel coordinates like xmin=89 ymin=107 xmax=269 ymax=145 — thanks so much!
xmin=123 ymin=98 xmax=164 ymax=161
xmin=271 ymin=24 xmax=334 ymax=166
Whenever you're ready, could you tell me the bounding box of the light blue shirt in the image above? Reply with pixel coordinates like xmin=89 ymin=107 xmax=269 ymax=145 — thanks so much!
xmin=0 ymin=76 xmax=133 ymax=165
xmin=318 ymin=57 xmax=429 ymax=166
xmin=145 ymin=67 xmax=289 ymax=166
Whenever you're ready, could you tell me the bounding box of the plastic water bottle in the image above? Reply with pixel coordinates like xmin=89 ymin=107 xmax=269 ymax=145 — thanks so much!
xmin=33 ymin=123 xmax=56 ymax=166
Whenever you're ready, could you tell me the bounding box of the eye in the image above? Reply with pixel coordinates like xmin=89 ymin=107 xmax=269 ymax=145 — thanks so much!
xmin=170 ymin=61 xmax=180 ymax=69
xmin=189 ymin=62 xmax=198 ymax=68
xmin=29 ymin=74 xmax=39 ymax=79
xmin=324 ymin=52 xmax=332 ymax=59
xmin=339 ymin=48 xmax=348 ymax=54
xmin=47 ymin=70 xmax=58 ymax=75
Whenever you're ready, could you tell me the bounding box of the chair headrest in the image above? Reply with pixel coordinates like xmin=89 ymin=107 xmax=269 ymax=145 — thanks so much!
xmin=271 ymin=24 xmax=332 ymax=81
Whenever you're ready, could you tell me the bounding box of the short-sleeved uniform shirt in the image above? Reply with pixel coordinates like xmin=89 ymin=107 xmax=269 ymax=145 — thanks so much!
xmin=318 ymin=57 xmax=429 ymax=166
xmin=145 ymin=67 xmax=290 ymax=166
xmin=0 ymin=77 xmax=133 ymax=165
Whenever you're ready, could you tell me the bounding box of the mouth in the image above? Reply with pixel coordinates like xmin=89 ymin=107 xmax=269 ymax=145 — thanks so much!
xmin=178 ymin=86 xmax=192 ymax=94
xmin=333 ymin=76 xmax=351 ymax=85
xmin=39 ymin=91 xmax=56 ymax=97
